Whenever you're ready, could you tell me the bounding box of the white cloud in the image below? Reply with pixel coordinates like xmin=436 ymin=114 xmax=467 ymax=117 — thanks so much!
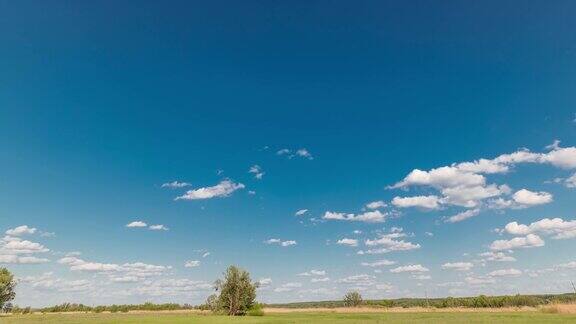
xmin=161 ymin=181 xmax=191 ymax=188
xmin=1 ymin=237 xmax=49 ymax=254
xmin=365 ymin=201 xmax=386 ymax=209
xmin=441 ymin=262 xmax=473 ymax=271
xmin=249 ymin=165 xmax=265 ymax=179
xmin=311 ymin=277 xmax=330 ymax=283
xmin=488 ymin=268 xmax=522 ymax=277
xmin=274 ymin=282 xmax=303 ymax=292
xmin=445 ymin=209 xmax=480 ymax=223
xmin=264 ymin=239 xmax=297 ymax=247
xmin=479 ymin=251 xmax=516 ymax=262
xmin=298 ymin=270 xmax=326 ymax=276
xmin=175 ymin=180 xmax=245 ymax=200
xmin=390 ymin=264 xmax=429 ymax=273
xmin=337 ymin=238 xmax=358 ymax=247
xmin=6 ymin=225 xmax=37 ymax=236
xmin=363 ymin=232 xmax=420 ymax=253
xmin=565 ymin=173 xmax=576 ymax=188
xmin=0 ymin=255 xmax=49 ymax=264
xmin=184 ymin=260 xmax=200 ymax=268
xmin=277 ymin=148 xmax=313 ymax=160
xmin=502 ymin=218 xmax=576 ymax=239
xmin=126 ymin=221 xmax=147 ymax=228
xmin=391 ymin=167 xmax=486 ymax=189
xmin=258 ymin=278 xmax=272 ymax=286
xmin=336 ymin=274 xmax=375 ymax=286
xmin=361 ymin=259 xmax=396 ymax=267
xmin=512 ymin=189 xmax=553 ymax=206
xmin=391 ymin=196 xmax=440 ymax=210
xmin=149 ymin=224 xmax=169 ymax=231
xmin=490 ymin=234 xmax=545 ymax=251
xmin=323 ymin=210 xmax=386 ymax=223
xmin=295 ymin=209 xmax=308 ymax=216
xmin=296 ymin=148 xmax=313 ymax=159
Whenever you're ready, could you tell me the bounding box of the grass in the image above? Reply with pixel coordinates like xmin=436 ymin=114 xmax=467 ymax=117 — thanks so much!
xmin=2 ymin=311 xmax=576 ymax=323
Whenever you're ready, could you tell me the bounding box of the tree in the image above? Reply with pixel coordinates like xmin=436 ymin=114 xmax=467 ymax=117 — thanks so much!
xmin=214 ymin=265 xmax=259 ymax=315
xmin=0 ymin=268 xmax=16 ymax=310
xmin=343 ymin=291 xmax=363 ymax=307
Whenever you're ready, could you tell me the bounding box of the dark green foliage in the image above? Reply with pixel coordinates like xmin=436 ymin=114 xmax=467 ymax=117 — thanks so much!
xmin=38 ymin=302 xmax=192 ymax=313
xmin=266 ymin=293 xmax=576 ymax=309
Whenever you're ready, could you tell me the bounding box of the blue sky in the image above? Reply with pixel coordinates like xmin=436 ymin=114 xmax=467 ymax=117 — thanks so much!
xmin=1 ymin=1 xmax=576 ymax=307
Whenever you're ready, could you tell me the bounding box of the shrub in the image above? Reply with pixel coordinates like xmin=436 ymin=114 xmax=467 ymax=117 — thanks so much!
xmin=343 ymin=291 xmax=363 ymax=307
xmin=247 ymin=303 xmax=264 ymax=316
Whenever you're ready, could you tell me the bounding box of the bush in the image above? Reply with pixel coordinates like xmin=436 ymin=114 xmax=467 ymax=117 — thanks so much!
xmin=343 ymin=291 xmax=363 ymax=307
xmin=247 ymin=303 xmax=264 ymax=316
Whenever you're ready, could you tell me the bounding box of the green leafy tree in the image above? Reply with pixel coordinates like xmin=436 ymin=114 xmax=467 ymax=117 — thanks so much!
xmin=0 ymin=268 xmax=16 ymax=310
xmin=214 ymin=265 xmax=259 ymax=315
xmin=343 ymin=291 xmax=363 ymax=307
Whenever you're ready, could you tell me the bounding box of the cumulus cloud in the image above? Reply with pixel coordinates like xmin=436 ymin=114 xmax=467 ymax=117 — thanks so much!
xmin=0 ymin=255 xmax=49 ymax=264
xmin=58 ymin=257 xmax=170 ymax=282
xmin=337 ymin=238 xmax=358 ymax=247
xmin=248 ymin=165 xmax=265 ymax=179
xmin=388 ymin=146 xmax=576 ymax=213
xmin=479 ymin=251 xmax=516 ymax=262
xmin=361 ymin=230 xmax=420 ymax=254
xmin=390 ymin=264 xmax=429 ymax=273
xmin=502 ymin=218 xmax=576 ymax=239
xmin=161 ymin=181 xmax=191 ymax=188
xmin=1 ymin=237 xmax=49 ymax=254
xmin=441 ymin=262 xmax=473 ymax=271
xmin=175 ymin=180 xmax=245 ymax=200
xmin=391 ymin=196 xmax=440 ymax=210
xmin=126 ymin=221 xmax=147 ymax=228
xmin=490 ymin=234 xmax=545 ymax=250
xmin=6 ymin=225 xmax=37 ymax=236
xmin=512 ymin=189 xmax=553 ymax=206
xmin=365 ymin=201 xmax=386 ymax=209
xmin=323 ymin=210 xmax=387 ymax=223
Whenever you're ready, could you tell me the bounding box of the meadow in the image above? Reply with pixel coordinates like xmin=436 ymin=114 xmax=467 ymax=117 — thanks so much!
xmin=3 ymin=309 xmax=576 ymax=324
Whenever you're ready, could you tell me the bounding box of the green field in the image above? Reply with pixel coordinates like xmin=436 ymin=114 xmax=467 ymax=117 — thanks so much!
xmin=2 ymin=312 xmax=576 ymax=323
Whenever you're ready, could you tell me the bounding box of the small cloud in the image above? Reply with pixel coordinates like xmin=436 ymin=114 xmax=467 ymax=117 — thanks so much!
xmin=296 ymin=148 xmax=313 ymax=160
xmin=126 ymin=221 xmax=147 ymax=228
xmin=161 ymin=181 xmax=191 ymax=189
xmin=295 ymin=209 xmax=308 ymax=216
xmin=149 ymin=224 xmax=169 ymax=231
xmin=175 ymin=180 xmax=245 ymax=200
xmin=184 ymin=260 xmax=201 ymax=268
xmin=249 ymin=165 xmax=265 ymax=180
xmin=336 ymin=238 xmax=358 ymax=247
xmin=6 ymin=225 xmax=37 ymax=236
xmin=365 ymin=201 xmax=387 ymax=210
xmin=264 ymin=239 xmax=297 ymax=247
